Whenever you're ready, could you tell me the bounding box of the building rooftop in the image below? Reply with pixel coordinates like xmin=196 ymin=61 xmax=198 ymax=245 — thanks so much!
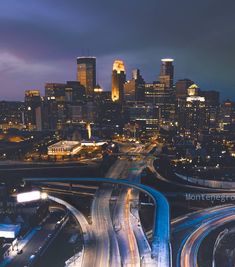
xmin=48 ymin=141 xmax=80 ymax=149
xmin=161 ymin=58 xmax=174 ymax=62
xmin=0 ymin=224 xmax=21 ymax=239
xmin=113 ymin=60 xmax=125 ymax=73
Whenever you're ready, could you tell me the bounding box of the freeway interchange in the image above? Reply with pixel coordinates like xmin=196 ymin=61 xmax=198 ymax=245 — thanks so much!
xmin=20 ymin=142 xmax=235 ymax=267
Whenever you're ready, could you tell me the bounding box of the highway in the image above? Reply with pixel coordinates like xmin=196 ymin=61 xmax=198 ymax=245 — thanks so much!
xmin=6 ymin=210 xmax=64 ymax=267
xmin=90 ymin=150 xmax=137 ymax=267
xmin=91 ymin=143 xmax=169 ymax=267
xmin=172 ymin=204 xmax=235 ymax=267
xmin=129 ymin=186 xmax=154 ymax=266
xmin=112 ymin=187 xmax=140 ymax=267
xmin=91 ymin=184 xmax=121 ymax=267
xmin=90 ymin=143 xmax=144 ymax=267
xmin=31 ymin=142 xmax=235 ymax=267
xmin=27 ymin=143 xmax=171 ymax=267
xmin=27 ymin=177 xmax=171 ymax=267
xmin=125 ymin=147 xmax=156 ymax=266
xmin=181 ymin=212 xmax=235 ymax=267
xmin=144 ymin=145 xmax=235 ymax=267
xmin=48 ymin=196 xmax=95 ymax=267
xmin=150 ymin=150 xmax=235 ymax=193
xmin=88 ymin=152 xmax=132 ymax=267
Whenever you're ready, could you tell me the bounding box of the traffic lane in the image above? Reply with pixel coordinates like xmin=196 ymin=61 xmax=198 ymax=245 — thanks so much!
xmin=113 ymin=188 xmax=140 ymax=267
xmin=91 ymin=186 xmax=118 ymax=267
xmin=181 ymin=213 xmax=235 ymax=267
xmin=129 ymin=189 xmax=154 ymax=266
xmin=48 ymin=195 xmax=95 ymax=267
xmin=8 ymin=211 xmax=64 ymax=267
xmin=172 ymin=205 xmax=235 ymax=267
xmin=172 ymin=204 xmax=235 ymax=232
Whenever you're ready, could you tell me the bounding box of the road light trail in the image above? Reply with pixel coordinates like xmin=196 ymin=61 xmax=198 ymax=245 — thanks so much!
xmin=48 ymin=195 xmax=95 ymax=267
xmin=126 ymin=145 xmax=157 ymax=266
xmin=91 ymin=188 xmax=111 ymax=267
xmin=113 ymin=187 xmax=140 ymax=267
xmin=181 ymin=212 xmax=235 ymax=267
xmin=111 ymin=144 xmax=153 ymax=267
xmin=171 ymin=204 xmax=235 ymax=267
xmin=125 ymin=189 xmax=140 ymax=267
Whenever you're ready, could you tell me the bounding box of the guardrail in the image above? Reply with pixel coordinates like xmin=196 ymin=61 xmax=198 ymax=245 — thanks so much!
xmin=175 ymin=173 xmax=235 ymax=189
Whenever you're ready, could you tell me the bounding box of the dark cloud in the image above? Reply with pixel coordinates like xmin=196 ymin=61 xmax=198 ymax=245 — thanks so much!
xmin=0 ymin=0 xmax=235 ymax=99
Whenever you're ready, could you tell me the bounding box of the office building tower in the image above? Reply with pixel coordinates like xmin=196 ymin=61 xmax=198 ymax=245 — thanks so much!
xmin=111 ymin=60 xmax=126 ymax=102
xmin=176 ymin=87 xmax=220 ymax=134
xmin=127 ymin=104 xmax=158 ymax=131
xmin=175 ymin=79 xmax=194 ymax=98
xmin=145 ymin=82 xmax=175 ymax=124
xmin=187 ymin=84 xmax=200 ymax=96
xmin=0 ymin=101 xmax=24 ymax=130
xmin=201 ymin=90 xmax=220 ymax=130
xmin=66 ymin=81 xmax=86 ymax=103
xmin=45 ymin=83 xmax=66 ymax=100
xmin=44 ymin=83 xmax=69 ymax=130
xmin=124 ymin=80 xmax=136 ymax=102
xmin=43 ymin=81 xmax=85 ymax=130
xmin=77 ymin=57 xmax=96 ymax=96
xmin=24 ymin=90 xmax=41 ymax=130
xmin=132 ymin=69 xmax=144 ymax=83
xmin=124 ymin=69 xmax=144 ymax=102
xmin=177 ymin=95 xmax=207 ymax=137
xmin=45 ymin=82 xmax=85 ymax=103
xmin=159 ymin=58 xmax=174 ymax=88
xmin=219 ymin=100 xmax=235 ymax=131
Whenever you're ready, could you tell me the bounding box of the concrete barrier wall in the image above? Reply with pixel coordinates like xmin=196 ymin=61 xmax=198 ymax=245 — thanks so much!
xmin=175 ymin=173 xmax=235 ymax=189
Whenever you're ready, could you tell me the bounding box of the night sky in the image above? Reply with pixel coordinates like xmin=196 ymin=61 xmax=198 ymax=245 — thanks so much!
xmin=0 ymin=0 xmax=235 ymax=100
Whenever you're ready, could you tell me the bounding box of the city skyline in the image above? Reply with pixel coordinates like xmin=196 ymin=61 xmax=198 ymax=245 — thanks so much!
xmin=0 ymin=2 xmax=235 ymax=267
xmin=0 ymin=54 xmax=234 ymax=102
xmin=0 ymin=0 xmax=235 ymax=100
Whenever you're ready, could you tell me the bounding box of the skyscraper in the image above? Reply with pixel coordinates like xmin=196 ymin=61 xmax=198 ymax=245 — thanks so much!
xmin=0 ymin=101 xmax=24 ymax=130
xmin=43 ymin=81 xmax=86 ymax=130
xmin=77 ymin=57 xmax=96 ymax=96
xmin=175 ymin=79 xmax=194 ymax=98
xmin=159 ymin=58 xmax=174 ymax=88
xmin=24 ymin=90 xmax=41 ymax=130
xmin=144 ymin=82 xmax=175 ymax=125
xmin=124 ymin=69 xmax=145 ymax=102
xmin=177 ymin=94 xmax=208 ymax=138
xmin=111 ymin=60 xmax=126 ymax=102
xmin=201 ymin=90 xmax=220 ymax=130
xmin=219 ymin=100 xmax=235 ymax=131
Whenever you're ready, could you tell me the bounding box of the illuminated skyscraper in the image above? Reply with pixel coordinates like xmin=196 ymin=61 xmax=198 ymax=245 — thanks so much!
xmin=77 ymin=57 xmax=96 ymax=96
xmin=159 ymin=58 xmax=174 ymax=88
xmin=175 ymin=79 xmax=194 ymax=98
xmin=111 ymin=60 xmax=126 ymax=102
xmin=187 ymin=83 xmax=200 ymax=96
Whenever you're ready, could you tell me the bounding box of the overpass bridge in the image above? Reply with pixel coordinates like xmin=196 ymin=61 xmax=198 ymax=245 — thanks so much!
xmin=25 ymin=177 xmax=171 ymax=267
